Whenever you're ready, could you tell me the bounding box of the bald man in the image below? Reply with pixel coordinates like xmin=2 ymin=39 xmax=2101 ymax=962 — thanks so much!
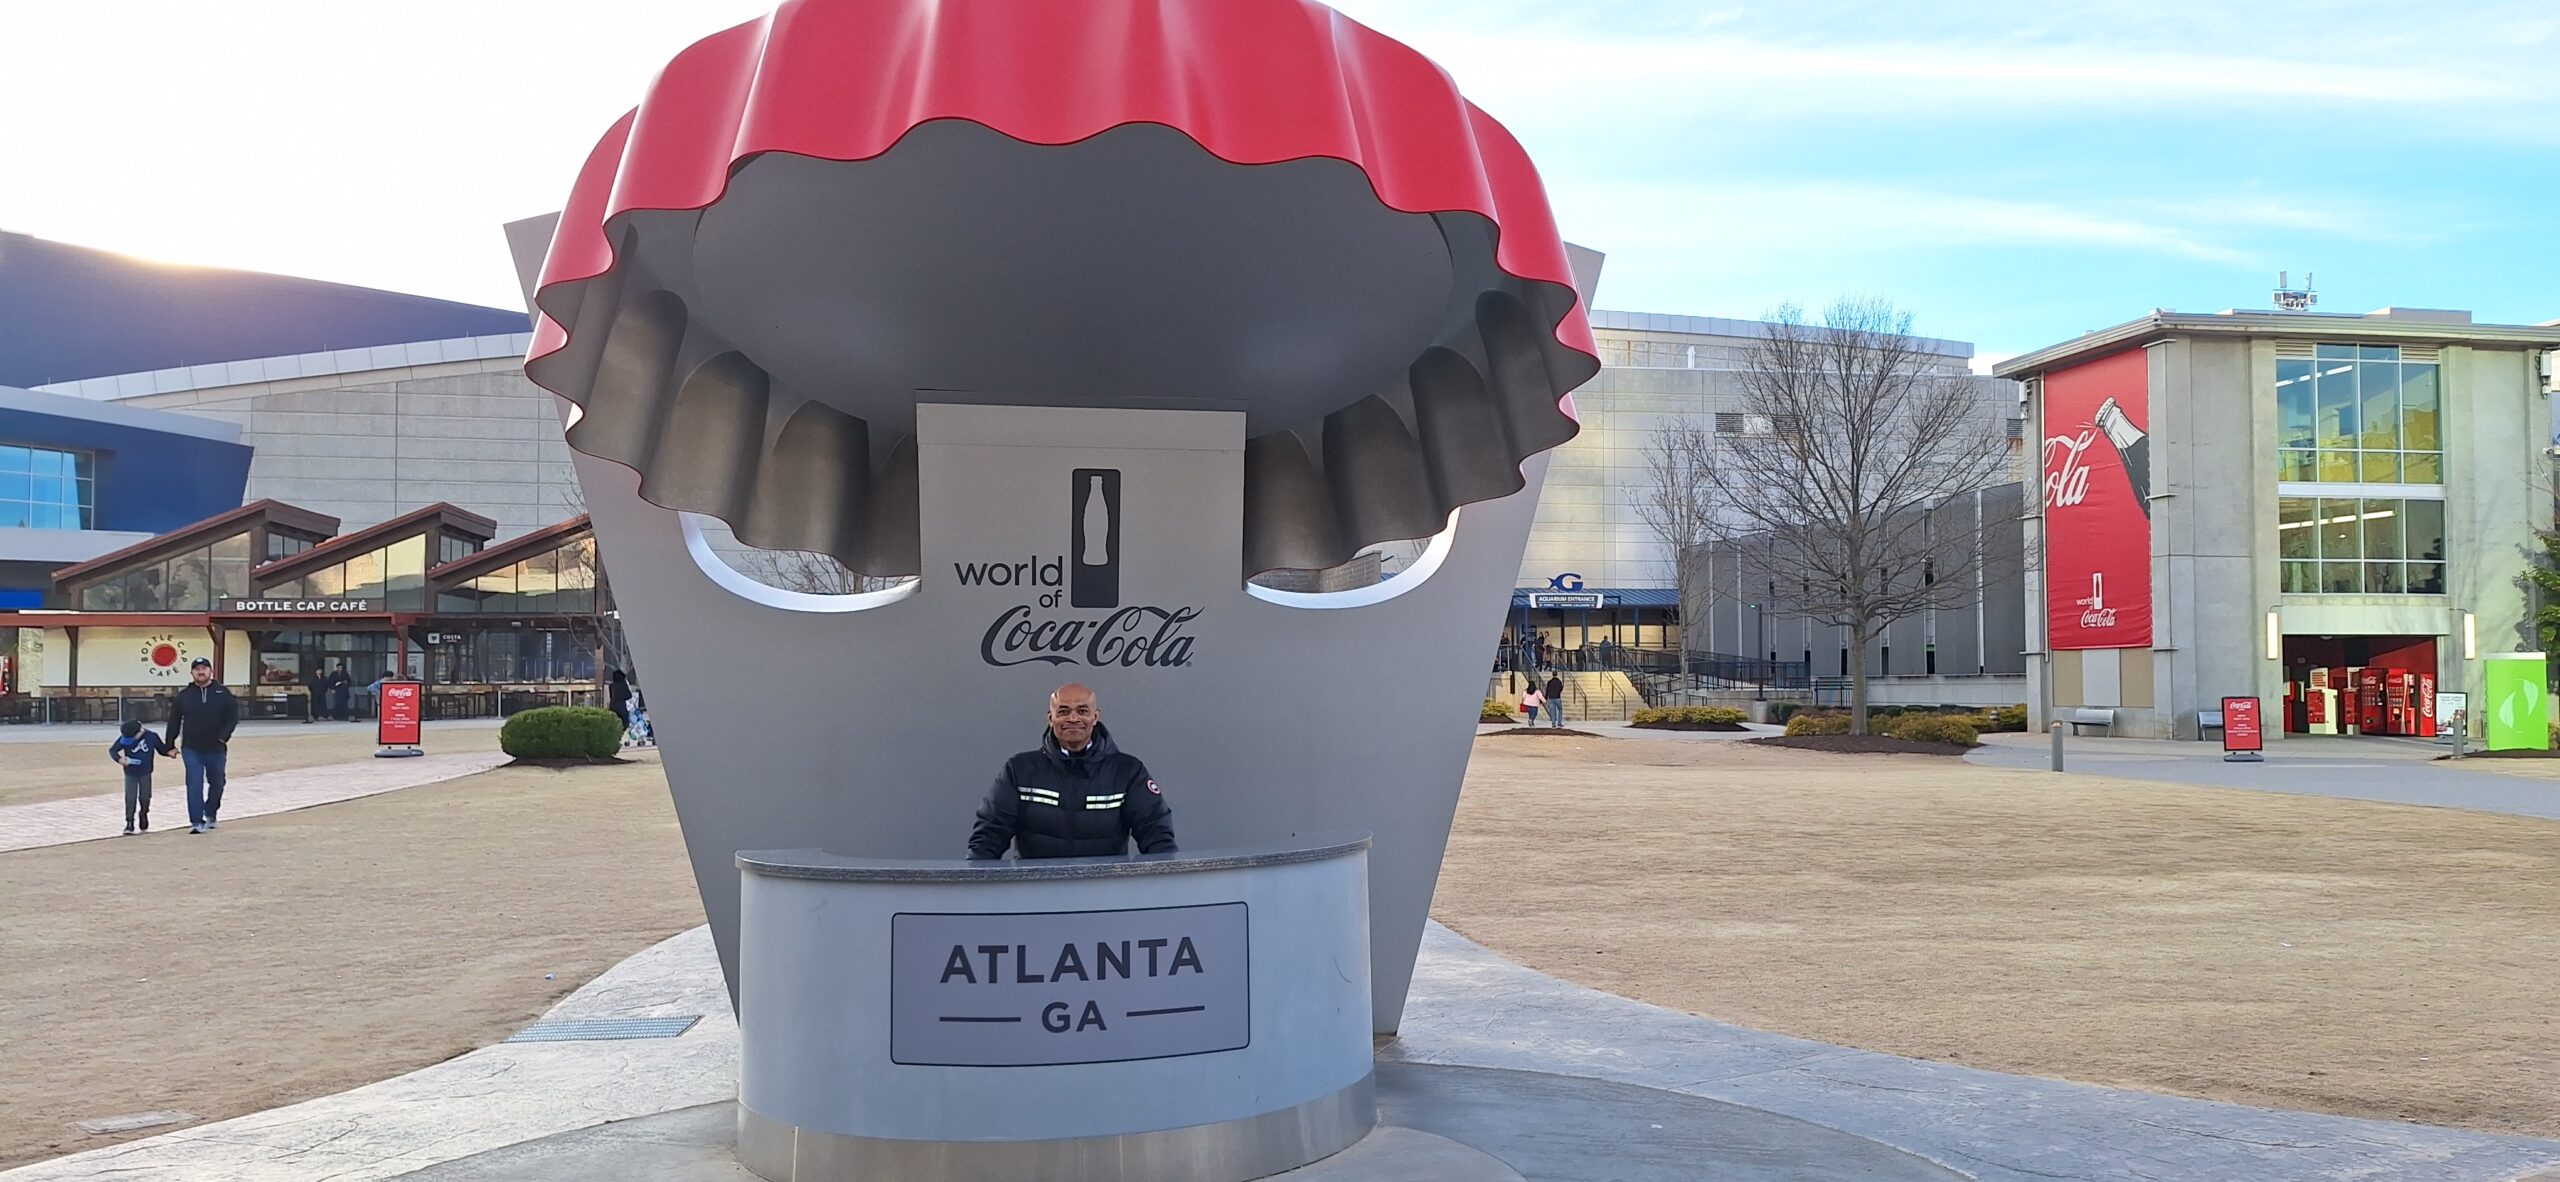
xmin=967 ymin=683 xmax=1177 ymax=860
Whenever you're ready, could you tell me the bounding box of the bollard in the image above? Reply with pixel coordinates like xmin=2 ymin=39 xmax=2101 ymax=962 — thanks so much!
xmin=2050 ymin=720 xmax=2065 ymax=772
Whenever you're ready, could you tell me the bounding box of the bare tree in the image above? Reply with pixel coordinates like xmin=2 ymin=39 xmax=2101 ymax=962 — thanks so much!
xmin=735 ymin=546 xmax=907 ymax=595
xmin=1635 ymin=422 xmax=1718 ymax=646
xmin=1694 ymin=298 xmax=2017 ymax=733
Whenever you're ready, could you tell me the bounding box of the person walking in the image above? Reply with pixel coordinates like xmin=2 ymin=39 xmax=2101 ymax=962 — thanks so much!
xmin=301 ymin=663 xmax=326 ymax=723
xmin=607 ymin=669 xmax=632 ymax=733
xmin=1517 ymin=685 xmax=1543 ymax=727
xmin=164 ymin=657 xmax=241 ymax=833
xmin=108 ymin=719 xmax=172 ymax=835
xmin=1542 ymin=671 xmax=1567 ymax=728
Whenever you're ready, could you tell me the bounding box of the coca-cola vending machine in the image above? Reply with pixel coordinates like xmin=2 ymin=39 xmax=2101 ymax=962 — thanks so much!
xmin=2356 ymin=667 xmax=2386 ymax=735
xmin=2384 ymin=670 xmax=2411 ymax=736
xmin=2416 ymin=672 xmax=2436 ymax=738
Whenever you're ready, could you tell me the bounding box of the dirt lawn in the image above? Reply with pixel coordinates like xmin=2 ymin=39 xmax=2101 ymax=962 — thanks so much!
xmin=1434 ymin=736 xmax=2560 ymax=1136
xmin=0 ymin=758 xmax=700 ymax=1168
xmin=0 ymin=724 xmax=503 ymax=809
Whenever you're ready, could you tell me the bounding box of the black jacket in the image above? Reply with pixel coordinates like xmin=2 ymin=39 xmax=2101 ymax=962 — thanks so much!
xmin=968 ymin=723 xmax=1176 ymax=860
xmin=1543 ymin=676 xmax=1564 ymax=698
xmin=165 ymin=682 xmax=242 ymax=752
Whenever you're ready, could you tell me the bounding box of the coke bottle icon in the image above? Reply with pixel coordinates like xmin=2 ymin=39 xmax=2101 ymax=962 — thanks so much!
xmin=2093 ymin=396 xmax=2151 ymax=517
xmin=1071 ymin=469 xmax=1121 ymax=608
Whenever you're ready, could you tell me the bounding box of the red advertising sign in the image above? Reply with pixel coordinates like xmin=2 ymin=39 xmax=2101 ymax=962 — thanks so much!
xmin=2221 ymin=696 xmax=2262 ymax=753
xmin=2041 ymin=348 xmax=2153 ymax=650
xmin=378 ymin=680 xmax=424 ymax=748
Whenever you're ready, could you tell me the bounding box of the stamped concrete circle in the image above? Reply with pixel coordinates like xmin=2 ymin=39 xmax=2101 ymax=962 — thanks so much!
xmin=394 ymin=1061 xmax=1961 ymax=1181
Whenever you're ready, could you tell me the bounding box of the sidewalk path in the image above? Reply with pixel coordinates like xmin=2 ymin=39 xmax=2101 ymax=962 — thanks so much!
xmin=1968 ymin=732 xmax=2560 ymax=821
xmin=0 ymin=750 xmax=512 ymax=853
xmin=9 ymin=924 xmax=2556 ymax=1182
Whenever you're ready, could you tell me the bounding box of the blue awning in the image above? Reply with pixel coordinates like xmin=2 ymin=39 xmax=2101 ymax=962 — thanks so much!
xmin=1510 ymin=587 xmax=1679 ymax=610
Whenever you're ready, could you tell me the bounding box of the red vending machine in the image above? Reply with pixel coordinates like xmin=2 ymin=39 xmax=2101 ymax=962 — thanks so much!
xmin=2355 ymin=667 xmax=2386 ymax=735
xmin=2383 ymin=669 xmax=2411 ymax=735
xmin=2415 ymin=672 xmax=2437 ymax=738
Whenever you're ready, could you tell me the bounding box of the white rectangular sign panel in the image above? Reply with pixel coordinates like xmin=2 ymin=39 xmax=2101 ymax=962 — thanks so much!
xmin=891 ymin=901 xmax=1248 ymax=1067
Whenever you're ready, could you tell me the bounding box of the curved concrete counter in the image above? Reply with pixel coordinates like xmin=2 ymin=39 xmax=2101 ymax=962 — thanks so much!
xmin=734 ymin=834 xmax=1375 ymax=1182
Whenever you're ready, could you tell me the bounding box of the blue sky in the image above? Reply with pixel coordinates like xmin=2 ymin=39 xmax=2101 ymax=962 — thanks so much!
xmin=2 ymin=0 xmax=2551 ymax=363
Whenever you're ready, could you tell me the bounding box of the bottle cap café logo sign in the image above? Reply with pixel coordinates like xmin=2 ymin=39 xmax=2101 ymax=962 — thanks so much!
xmin=963 ymin=469 xmax=1200 ymax=669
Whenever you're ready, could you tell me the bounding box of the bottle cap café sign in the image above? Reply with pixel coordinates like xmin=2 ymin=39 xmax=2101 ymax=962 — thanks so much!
xmin=217 ymin=597 xmax=384 ymax=614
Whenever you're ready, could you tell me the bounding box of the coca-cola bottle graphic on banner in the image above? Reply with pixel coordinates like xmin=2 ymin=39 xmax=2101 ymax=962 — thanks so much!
xmin=2093 ymin=396 xmax=2151 ymax=518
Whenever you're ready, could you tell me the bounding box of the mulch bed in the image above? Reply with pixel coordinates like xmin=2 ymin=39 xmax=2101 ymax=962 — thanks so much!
xmin=1479 ymin=727 xmax=1610 ymax=739
xmin=503 ymin=755 xmax=638 ymax=768
xmin=1747 ymin=734 xmax=1974 ymax=756
xmin=1628 ymin=721 xmax=1750 ymax=732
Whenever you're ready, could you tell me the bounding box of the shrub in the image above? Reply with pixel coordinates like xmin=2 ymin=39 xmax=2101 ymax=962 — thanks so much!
xmin=1481 ymin=698 xmax=1517 ymax=723
xmin=501 ymin=706 xmax=625 ymax=760
xmin=1980 ymin=704 xmax=2029 ymax=733
xmin=1632 ymin=705 xmax=1747 ymax=729
xmin=1784 ymin=711 xmax=1851 ymax=736
xmin=1882 ymin=714 xmax=1981 ymax=746
xmin=1768 ymin=702 xmax=1805 ymax=724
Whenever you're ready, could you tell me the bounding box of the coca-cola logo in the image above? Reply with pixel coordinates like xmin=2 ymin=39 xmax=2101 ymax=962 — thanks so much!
xmin=979 ymin=603 xmax=1201 ymax=668
xmin=963 ymin=470 xmax=1200 ymax=668
xmin=2042 ymin=428 xmax=2099 ymax=510
xmin=2075 ymin=572 xmax=2118 ymax=631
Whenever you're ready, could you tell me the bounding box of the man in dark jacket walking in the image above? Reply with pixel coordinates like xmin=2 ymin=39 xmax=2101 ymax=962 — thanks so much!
xmin=967 ymin=683 xmax=1175 ymax=860
xmin=165 ymin=657 xmax=241 ymax=833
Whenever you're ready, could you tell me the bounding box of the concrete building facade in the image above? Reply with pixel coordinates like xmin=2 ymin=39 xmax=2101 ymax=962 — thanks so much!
xmin=2000 ymin=308 xmax=2560 ymax=740
xmin=1516 ymin=309 xmax=2016 ymax=662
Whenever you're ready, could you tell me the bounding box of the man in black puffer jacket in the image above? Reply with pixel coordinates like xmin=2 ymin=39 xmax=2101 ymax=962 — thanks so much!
xmin=967 ymin=683 xmax=1176 ymax=860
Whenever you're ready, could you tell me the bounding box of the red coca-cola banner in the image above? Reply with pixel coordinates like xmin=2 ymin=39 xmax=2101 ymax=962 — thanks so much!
xmin=2041 ymin=348 xmax=2152 ymax=650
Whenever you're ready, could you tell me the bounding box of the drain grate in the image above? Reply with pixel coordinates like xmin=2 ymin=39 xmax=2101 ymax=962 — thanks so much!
xmin=507 ymin=1016 xmax=703 ymax=1043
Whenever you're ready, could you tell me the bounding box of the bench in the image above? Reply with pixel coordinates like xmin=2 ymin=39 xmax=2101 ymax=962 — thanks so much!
xmin=2064 ymin=707 xmax=2116 ymax=735
xmin=2196 ymin=709 xmax=2224 ymax=738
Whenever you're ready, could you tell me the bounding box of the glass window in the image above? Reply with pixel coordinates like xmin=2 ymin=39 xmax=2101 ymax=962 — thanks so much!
xmin=2278 ymin=498 xmax=2318 ymax=560
xmin=2358 ymin=362 xmax=2401 ymax=451
xmin=2278 ymin=496 xmax=2445 ymax=597
xmin=555 ymin=540 xmax=597 ymax=614
xmin=386 ymin=535 xmax=427 ymax=610
xmin=269 ymin=578 xmax=304 ymax=599
xmin=2318 ymin=497 xmax=2361 ymax=562
xmin=518 ymin=549 xmax=559 ymax=613
xmin=473 ymin=566 xmax=517 ymax=613
xmin=2273 ymin=350 xmax=2442 ymax=486
xmin=211 ymin=533 xmax=252 ymax=600
xmin=343 ymin=549 xmax=385 ymax=601
xmin=0 ymin=442 xmax=94 ymax=530
xmin=2361 ymin=499 xmax=2401 ymax=560
xmin=307 ymin=563 xmax=344 ymax=598
xmin=2314 ymin=363 xmax=2358 ymax=448
xmin=126 ymin=567 xmax=166 ymax=610
xmin=164 ymin=548 xmax=212 ymax=612
xmin=2400 ymin=365 xmax=2440 ymax=450
xmin=2275 ymin=360 xmax=2315 ymax=449
xmin=2403 ymin=499 xmax=2445 ymax=563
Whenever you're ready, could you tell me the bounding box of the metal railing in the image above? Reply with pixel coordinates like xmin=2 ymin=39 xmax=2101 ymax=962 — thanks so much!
xmin=0 ymin=686 xmax=601 ymax=725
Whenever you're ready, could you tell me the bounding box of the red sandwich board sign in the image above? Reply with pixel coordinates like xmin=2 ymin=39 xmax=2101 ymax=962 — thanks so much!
xmin=2221 ymin=696 xmax=2263 ymax=762
xmin=376 ymin=680 xmax=425 ymax=757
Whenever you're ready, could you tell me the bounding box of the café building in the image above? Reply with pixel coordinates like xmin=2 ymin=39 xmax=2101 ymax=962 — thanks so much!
xmin=0 ymin=499 xmax=610 ymax=722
